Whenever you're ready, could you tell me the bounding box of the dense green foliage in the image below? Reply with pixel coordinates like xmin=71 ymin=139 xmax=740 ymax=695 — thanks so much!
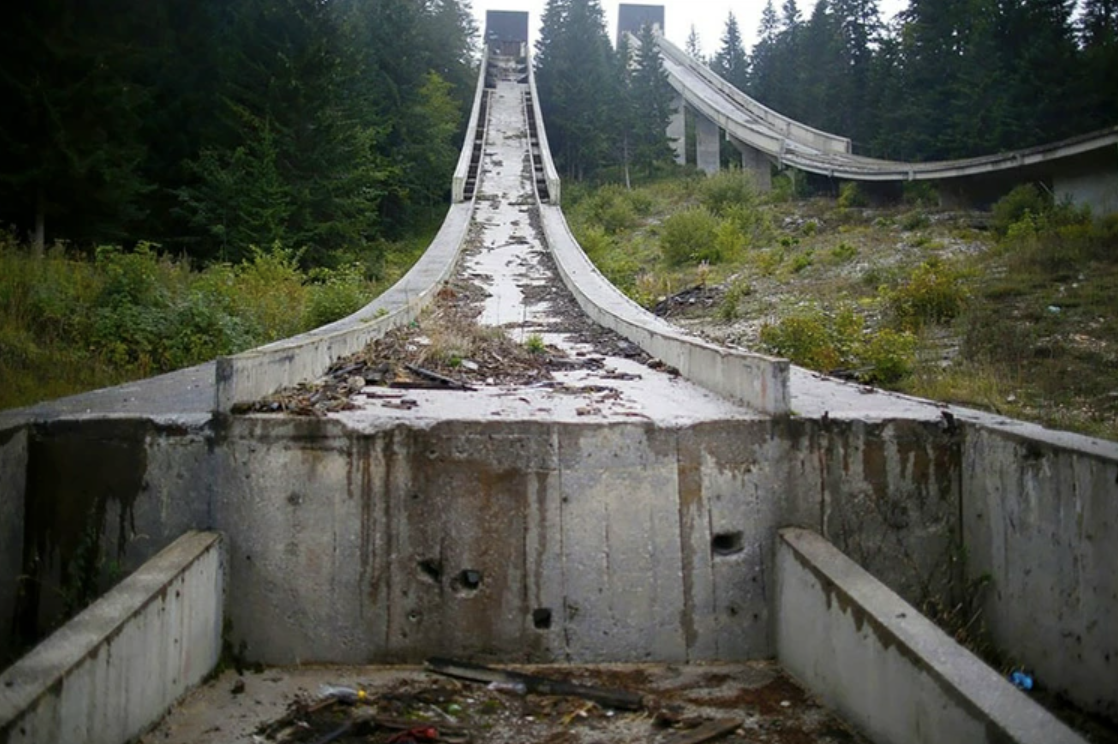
xmin=699 ymin=0 xmax=1118 ymax=161
xmin=0 ymin=0 xmax=478 ymax=265
xmin=0 ymin=231 xmax=433 ymax=410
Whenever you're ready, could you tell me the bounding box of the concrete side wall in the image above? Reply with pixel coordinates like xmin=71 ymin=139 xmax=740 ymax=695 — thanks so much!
xmin=540 ymin=205 xmax=790 ymax=415
xmin=0 ymin=427 xmax=27 ymax=659
xmin=214 ymin=203 xmax=472 ymax=411
xmin=776 ymin=528 xmax=1085 ymax=744
xmin=0 ymin=531 xmax=224 ymax=744
xmin=962 ymin=426 xmax=1118 ymax=723
xmin=655 ymin=35 xmax=851 ymax=156
xmin=527 ymin=50 xmax=561 ymax=204
xmin=452 ymin=47 xmax=490 ymax=203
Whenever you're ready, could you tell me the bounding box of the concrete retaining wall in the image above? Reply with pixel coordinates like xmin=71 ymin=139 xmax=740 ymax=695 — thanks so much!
xmin=539 ymin=206 xmax=790 ymax=415
xmin=0 ymin=531 xmax=224 ymax=744
xmin=776 ymin=527 xmax=1085 ymax=744
xmin=961 ymin=425 xmax=1118 ymax=723
xmin=214 ymin=203 xmax=472 ymax=411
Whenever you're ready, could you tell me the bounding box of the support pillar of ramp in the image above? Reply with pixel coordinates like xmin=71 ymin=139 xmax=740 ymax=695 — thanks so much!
xmin=667 ymin=93 xmax=686 ymax=165
xmin=728 ymin=134 xmax=772 ymax=192
xmin=695 ymin=112 xmax=720 ymax=175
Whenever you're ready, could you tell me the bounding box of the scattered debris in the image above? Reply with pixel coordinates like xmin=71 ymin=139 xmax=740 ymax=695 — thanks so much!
xmin=425 ymin=657 xmax=645 ymax=711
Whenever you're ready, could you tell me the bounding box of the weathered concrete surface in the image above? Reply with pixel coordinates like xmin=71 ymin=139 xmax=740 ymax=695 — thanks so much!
xmin=215 ymin=417 xmax=789 ymax=665
xmin=541 ymin=207 xmax=790 ymax=415
xmin=0 ymin=426 xmax=27 ymax=659
xmin=729 ymin=134 xmax=773 ymax=192
xmin=3 ymin=419 xmax=212 ymax=659
xmin=962 ymin=427 xmax=1118 ymax=723
xmin=776 ymin=528 xmax=1086 ymax=744
xmin=0 ymin=531 xmax=223 ymax=744
xmin=1053 ymin=148 xmax=1118 ymax=217
xmin=668 ymin=92 xmax=686 ymax=164
xmin=695 ymin=111 xmax=720 ymax=175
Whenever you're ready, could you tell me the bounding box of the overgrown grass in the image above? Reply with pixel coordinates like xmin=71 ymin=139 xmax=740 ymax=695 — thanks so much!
xmin=0 ymin=228 xmax=432 ymax=411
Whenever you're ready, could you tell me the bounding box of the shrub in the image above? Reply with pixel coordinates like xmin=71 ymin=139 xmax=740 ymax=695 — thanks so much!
xmin=991 ymin=184 xmax=1049 ymax=236
xmin=717 ymin=279 xmax=752 ymax=322
xmin=574 ymin=184 xmax=638 ymax=234
xmin=901 ymin=212 xmax=930 ymax=231
xmin=860 ymin=328 xmax=917 ymax=384
xmin=762 ymin=304 xmax=917 ymax=383
xmin=883 ymin=258 xmax=969 ymax=329
xmin=660 ymin=207 xmax=721 ymax=266
xmin=837 ymin=182 xmax=868 ymax=208
xmin=699 ymin=169 xmax=759 ymax=216
xmin=830 ymin=242 xmax=857 ymax=262
xmin=790 ymin=250 xmax=814 ymax=273
xmin=304 ymin=263 xmax=369 ymax=329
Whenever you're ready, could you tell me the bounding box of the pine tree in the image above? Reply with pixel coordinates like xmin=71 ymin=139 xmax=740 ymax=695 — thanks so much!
xmin=534 ymin=0 xmax=617 ymax=180
xmin=685 ymin=25 xmax=704 ymax=62
xmin=630 ymin=24 xmax=677 ymax=177
xmin=712 ymin=13 xmax=750 ymax=91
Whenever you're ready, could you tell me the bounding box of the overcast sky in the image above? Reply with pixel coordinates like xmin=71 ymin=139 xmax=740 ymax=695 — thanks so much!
xmin=469 ymin=0 xmax=908 ymax=55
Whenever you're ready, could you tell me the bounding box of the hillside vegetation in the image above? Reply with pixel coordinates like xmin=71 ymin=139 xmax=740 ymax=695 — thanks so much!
xmin=565 ymin=172 xmax=1118 ymax=441
xmin=0 ymin=232 xmax=431 ymax=411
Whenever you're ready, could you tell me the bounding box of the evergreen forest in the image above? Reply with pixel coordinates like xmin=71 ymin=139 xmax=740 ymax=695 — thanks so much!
xmin=0 ymin=0 xmax=479 ymax=264
xmin=534 ymin=0 xmax=1118 ymax=179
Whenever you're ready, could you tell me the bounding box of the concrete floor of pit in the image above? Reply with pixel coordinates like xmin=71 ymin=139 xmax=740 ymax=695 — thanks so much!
xmin=140 ymin=662 xmax=866 ymax=744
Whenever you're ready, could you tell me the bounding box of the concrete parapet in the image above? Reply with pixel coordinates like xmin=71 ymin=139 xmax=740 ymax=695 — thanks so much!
xmin=526 ymin=51 xmax=561 ymax=204
xmin=214 ymin=203 xmax=472 ymax=412
xmin=776 ymin=527 xmax=1086 ymax=744
xmin=539 ymin=205 xmax=789 ymax=415
xmin=0 ymin=426 xmax=27 ymax=657
xmin=452 ymin=47 xmax=490 ymax=203
xmin=656 ymin=35 xmax=851 ymax=157
xmin=0 ymin=531 xmax=224 ymax=744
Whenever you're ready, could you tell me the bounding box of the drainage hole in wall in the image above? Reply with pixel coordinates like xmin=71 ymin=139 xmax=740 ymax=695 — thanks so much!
xmin=407 ymin=611 xmax=422 ymax=623
xmin=712 ymin=531 xmax=744 ymax=557
xmin=454 ymin=570 xmax=482 ymax=594
xmin=418 ymin=559 xmax=443 ymax=584
xmin=532 ymin=608 xmax=552 ymax=630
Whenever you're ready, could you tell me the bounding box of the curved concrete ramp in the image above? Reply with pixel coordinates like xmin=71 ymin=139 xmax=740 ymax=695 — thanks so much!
xmin=654 ymin=33 xmax=1118 ymax=185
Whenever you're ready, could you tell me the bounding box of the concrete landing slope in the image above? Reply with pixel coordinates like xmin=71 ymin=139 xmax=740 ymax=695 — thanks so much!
xmin=540 ymin=207 xmax=790 ymax=415
xmin=0 ymin=531 xmax=223 ymax=744
xmin=776 ymin=528 xmax=1086 ymax=744
xmin=525 ymin=56 xmax=790 ymax=414
xmin=655 ymin=33 xmax=1118 ymax=184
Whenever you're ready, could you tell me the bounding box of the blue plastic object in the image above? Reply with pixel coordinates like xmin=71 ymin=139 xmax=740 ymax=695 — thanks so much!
xmin=1010 ymin=671 xmax=1034 ymax=691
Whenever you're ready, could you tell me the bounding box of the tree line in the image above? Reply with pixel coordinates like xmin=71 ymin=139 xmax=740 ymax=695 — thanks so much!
xmin=703 ymin=0 xmax=1117 ymax=161
xmin=0 ymin=0 xmax=478 ymax=267
xmin=534 ymin=0 xmax=678 ymax=183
